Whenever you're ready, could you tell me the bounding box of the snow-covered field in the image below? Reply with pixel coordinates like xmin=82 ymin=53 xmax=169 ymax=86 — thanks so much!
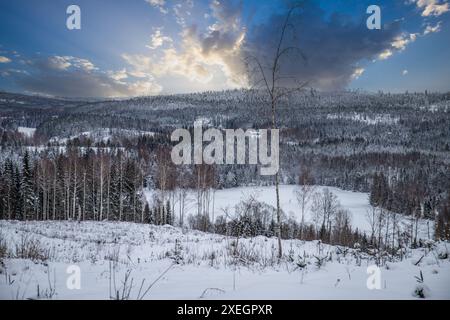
xmin=0 ymin=220 xmax=449 ymax=300
xmin=49 ymin=128 xmax=155 ymax=144
xmin=146 ymin=185 xmax=432 ymax=238
xmin=327 ymin=113 xmax=399 ymax=125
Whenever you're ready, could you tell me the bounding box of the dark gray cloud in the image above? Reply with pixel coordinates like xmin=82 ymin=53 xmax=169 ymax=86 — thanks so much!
xmin=244 ymin=1 xmax=403 ymax=90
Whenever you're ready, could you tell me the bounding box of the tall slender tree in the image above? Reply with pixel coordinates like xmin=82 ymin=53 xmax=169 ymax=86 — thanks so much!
xmin=245 ymin=3 xmax=307 ymax=258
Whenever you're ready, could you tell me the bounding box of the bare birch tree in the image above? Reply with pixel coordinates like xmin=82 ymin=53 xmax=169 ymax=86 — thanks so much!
xmin=295 ymin=167 xmax=316 ymax=238
xmin=245 ymin=3 xmax=307 ymax=259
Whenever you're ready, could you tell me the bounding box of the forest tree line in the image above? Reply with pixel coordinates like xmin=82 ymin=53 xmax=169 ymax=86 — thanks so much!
xmin=1 ymin=147 xmax=449 ymax=246
xmin=0 ymin=149 xmax=147 ymax=222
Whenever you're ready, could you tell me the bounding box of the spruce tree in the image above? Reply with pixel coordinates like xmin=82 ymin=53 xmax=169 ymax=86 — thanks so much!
xmin=21 ymin=151 xmax=35 ymax=220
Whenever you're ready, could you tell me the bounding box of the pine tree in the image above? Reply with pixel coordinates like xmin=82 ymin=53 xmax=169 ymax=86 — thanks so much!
xmin=3 ymin=159 xmax=15 ymax=219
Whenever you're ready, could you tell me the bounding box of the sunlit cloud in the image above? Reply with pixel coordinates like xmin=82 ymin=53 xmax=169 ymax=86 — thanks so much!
xmin=391 ymin=33 xmax=418 ymax=50
xmin=413 ymin=0 xmax=449 ymax=16
xmin=375 ymin=32 xmax=418 ymax=61
xmin=424 ymin=21 xmax=442 ymax=34
xmin=108 ymin=69 xmax=129 ymax=81
xmin=0 ymin=56 xmax=11 ymax=63
xmin=351 ymin=67 xmax=365 ymax=80
xmin=378 ymin=49 xmax=394 ymax=60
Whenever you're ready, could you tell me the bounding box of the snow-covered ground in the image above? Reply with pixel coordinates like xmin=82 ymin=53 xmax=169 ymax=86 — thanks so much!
xmin=0 ymin=221 xmax=448 ymax=300
xmin=327 ymin=113 xmax=399 ymax=125
xmin=49 ymin=128 xmax=155 ymax=144
xmin=145 ymin=185 xmax=433 ymax=238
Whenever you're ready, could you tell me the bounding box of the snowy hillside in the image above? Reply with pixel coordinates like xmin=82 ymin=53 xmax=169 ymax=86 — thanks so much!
xmin=0 ymin=220 xmax=449 ymax=300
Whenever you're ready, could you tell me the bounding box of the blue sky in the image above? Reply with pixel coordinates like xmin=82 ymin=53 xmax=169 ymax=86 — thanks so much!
xmin=0 ymin=0 xmax=449 ymax=97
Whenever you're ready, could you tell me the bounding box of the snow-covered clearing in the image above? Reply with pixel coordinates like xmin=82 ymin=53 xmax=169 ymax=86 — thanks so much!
xmin=49 ymin=128 xmax=155 ymax=144
xmin=0 ymin=221 xmax=449 ymax=300
xmin=326 ymin=113 xmax=399 ymax=125
xmin=145 ymin=185 xmax=432 ymax=238
xmin=17 ymin=127 xmax=36 ymax=137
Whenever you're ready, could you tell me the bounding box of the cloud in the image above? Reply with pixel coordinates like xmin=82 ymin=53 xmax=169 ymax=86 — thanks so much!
xmin=373 ymin=20 xmax=441 ymax=61
xmin=351 ymin=67 xmax=365 ymax=80
xmin=373 ymin=19 xmax=441 ymax=62
xmin=12 ymin=55 xmax=161 ymax=98
xmin=173 ymin=3 xmax=187 ymax=26
xmin=210 ymin=0 xmax=242 ymax=31
xmin=244 ymin=1 xmax=404 ymax=90
xmin=36 ymin=56 xmax=97 ymax=72
xmin=378 ymin=49 xmax=394 ymax=60
xmin=146 ymin=0 xmax=164 ymax=4
xmin=375 ymin=32 xmax=418 ymax=60
xmin=145 ymin=0 xmax=168 ymax=14
xmin=0 ymin=56 xmax=11 ymax=63
xmin=108 ymin=69 xmax=128 ymax=81
xmin=123 ymin=38 xmax=218 ymax=84
xmin=414 ymin=0 xmax=449 ymax=16
xmin=1 ymin=69 xmax=28 ymax=77
xmin=146 ymin=28 xmax=173 ymax=49
xmin=391 ymin=33 xmax=418 ymax=50
xmin=424 ymin=21 xmax=442 ymax=34
xmin=374 ymin=20 xmax=442 ymax=62
xmin=402 ymin=69 xmax=408 ymax=75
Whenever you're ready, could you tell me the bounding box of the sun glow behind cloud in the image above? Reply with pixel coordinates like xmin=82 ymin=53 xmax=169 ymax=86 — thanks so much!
xmin=122 ymin=0 xmax=248 ymax=93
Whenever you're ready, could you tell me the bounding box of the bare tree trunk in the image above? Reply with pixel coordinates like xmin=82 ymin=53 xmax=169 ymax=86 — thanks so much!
xmin=82 ymin=171 xmax=86 ymax=221
xmin=52 ymin=161 xmax=56 ymax=220
xmin=272 ymin=98 xmax=282 ymax=258
xmin=392 ymin=213 xmax=397 ymax=251
xmin=99 ymin=157 xmax=103 ymax=221
xmin=72 ymin=161 xmax=77 ymax=221
xmin=212 ymin=189 xmax=216 ymax=233
xmin=107 ymin=173 xmax=110 ymax=221
xmin=66 ymin=167 xmax=71 ymax=220
xmin=92 ymin=164 xmax=96 ymax=220
xmin=119 ymin=156 xmax=123 ymax=221
xmin=197 ymin=168 xmax=201 ymax=217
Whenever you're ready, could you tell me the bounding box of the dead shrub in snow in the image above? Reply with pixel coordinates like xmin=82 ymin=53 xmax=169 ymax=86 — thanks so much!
xmin=0 ymin=232 xmax=8 ymax=263
xmin=105 ymin=246 xmax=121 ymax=265
xmin=33 ymin=266 xmax=57 ymax=300
xmin=201 ymin=250 xmax=218 ymax=268
xmin=14 ymin=235 xmax=50 ymax=262
xmin=109 ymin=266 xmax=134 ymax=300
xmin=227 ymin=241 xmax=267 ymax=268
